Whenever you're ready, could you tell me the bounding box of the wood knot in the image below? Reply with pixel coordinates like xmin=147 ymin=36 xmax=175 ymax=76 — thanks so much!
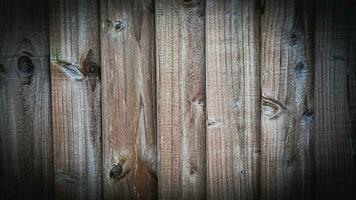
xmin=83 ymin=50 xmax=100 ymax=76
xmin=295 ymin=62 xmax=306 ymax=75
xmin=182 ymin=0 xmax=200 ymax=7
xmin=302 ymin=109 xmax=314 ymax=123
xmin=290 ymin=31 xmax=300 ymax=46
xmin=17 ymin=56 xmax=33 ymax=76
xmin=109 ymin=163 xmax=123 ymax=179
xmin=261 ymin=96 xmax=286 ymax=119
xmin=107 ymin=19 xmax=125 ymax=32
xmin=89 ymin=65 xmax=97 ymax=73
xmin=60 ymin=63 xmax=84 ymax=81
xmin=207 ymin=117 xmax=223 ymax=128
xmin=114 ymin=21 xmax=123 ymax=31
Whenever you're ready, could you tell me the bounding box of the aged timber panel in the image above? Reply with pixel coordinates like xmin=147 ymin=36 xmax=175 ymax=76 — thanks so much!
xmin=50 ymin=0 xmax=102 ymax=199
xmin=100 ymin=0 xmax=157 ymax=199
xmin=156 ymin=0 xmax=206 ymax=199
xmin=260 ymin=0 xmax=314 ymax=199
xmin=0 ymin=0 xmax=53 ymax=199
xmin=314 ymin=0 xmax=356 ymax=199
xmin=206 ymin=0 xmax=261 ymax=199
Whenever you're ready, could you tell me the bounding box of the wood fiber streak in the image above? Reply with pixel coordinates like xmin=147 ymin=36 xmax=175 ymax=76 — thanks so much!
xmin=260 ymin=0 xmax=314 ymax=199
xmin=0 ymin=0 xmax=53 ymax=199
xmin=205 ymin=0 xmax=260 ymax=199
xmin=100 ymin=0 xmax=157 ymax=199
xmin=156 ymin=0 xmax=206 ymax=199
xmin=314 ymin=0 xmax=356 ymax=199
xmin=50 ymin=0 xmax=102 ymax=199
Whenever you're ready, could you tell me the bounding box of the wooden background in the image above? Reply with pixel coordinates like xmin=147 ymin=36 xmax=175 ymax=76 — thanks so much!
xmin=0 ymin=0 xmax=355 ymax=199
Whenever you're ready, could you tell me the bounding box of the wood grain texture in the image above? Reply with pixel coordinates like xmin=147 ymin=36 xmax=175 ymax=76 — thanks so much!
xmin=0 ymin=0 xmax=53 ymax=199
xmin=205 ymin=0 xmax=261 ymax=199
xmin=100 ymin=0 xmax=157 ymax=199
xmin=260 ymin=0 xmax=314 ymax=199
xmin=50 ymin=0 xmax=102 ymax=199
xmin=156 ymin=0 xmax=206 ymax=199
xmin=314 ymin=0 xmax=356 ymax=199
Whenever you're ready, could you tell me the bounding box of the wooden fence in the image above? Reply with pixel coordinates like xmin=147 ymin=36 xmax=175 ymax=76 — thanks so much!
xmin=0 ymin=0 xmax=355 ymax=199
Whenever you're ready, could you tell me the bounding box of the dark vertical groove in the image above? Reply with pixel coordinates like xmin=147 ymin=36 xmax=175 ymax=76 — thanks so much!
xmin=96 ymin=0 xmax=104 ymax=198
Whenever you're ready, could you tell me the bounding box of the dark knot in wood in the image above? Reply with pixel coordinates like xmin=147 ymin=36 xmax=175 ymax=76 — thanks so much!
xmin=114 ymin=20 xmax=124 ymax=32
xmin=109 ymin=163 xmax=122 ymax=179
xmin=89 ymin=66 xmax=96 ymax=73
xmin=84 ymin=61 xmax=99 ymax=75
xmin=290 ymin=31 xmax=300 ymax=46
xmin=17 ymin=56 xmax=33 ymax=76
xmin=261 ymin=96 xmax=286 ymax=119
xmin=182 ymin=0 xmax=200 ymax=7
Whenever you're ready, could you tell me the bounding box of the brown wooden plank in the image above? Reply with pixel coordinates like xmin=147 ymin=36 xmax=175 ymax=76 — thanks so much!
xmin=49 ymin=0 xmax=102 ymax=199
xmin=0 ymin=0 xmax=53 ymax=199
xmin=205 ymin=0 xmax=261 ymax=199
xmin=100 ymin=0 xmax=157 ymax=199
xmin=260 ymin=0 xmax=315 ymax=199
xmin=156 ymin=0 xmax=206 ymax=199
xmin=314 ymin=0 xmax=356 ymax=199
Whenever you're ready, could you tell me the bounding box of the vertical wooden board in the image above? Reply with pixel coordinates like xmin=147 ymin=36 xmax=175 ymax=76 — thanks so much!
xmin=100 ymin=0 xmax=157 ymax=199
xmin=314 ymin=0 xmax=356 ymax=199
xmin=260 ymin=0 xmax=314 ymax=199
xmin=206 ymin=0 xmax=261 ymax=199
xmin=0 ymin=0 xmax=53 ymax=199
xmin=348 ymin=5 xmax=356 ymax=198
xmin=156 ymin=0 xmax=206 ymax=199
xmin=50 ymin=0 xmax=102 ymax=199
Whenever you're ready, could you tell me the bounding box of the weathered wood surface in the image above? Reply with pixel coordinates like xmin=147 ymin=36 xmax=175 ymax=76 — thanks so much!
xmin=0 ymin=1 xmax=356 ymax=199
xmin=156 ymin=0 xmax=206 ymax=199
xmin=314 ymin=0 xmax=356 ymax=199
xmin=205 ymin=0 xmax=261 ymax=199
xmin=0 ymin=0 xmax=53 ymax=199
xmin=100 ymin=0 xmax=157 ymax=199
xmin=50 ymin=0 xmax=102 ymax=199
xmin=260 ymin=0 xmax=314 ymax=199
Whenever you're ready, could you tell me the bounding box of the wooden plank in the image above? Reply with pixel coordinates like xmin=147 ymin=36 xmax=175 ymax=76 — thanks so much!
xmin=100 ymin=0 xmax=157 ymax=199
xmin=156 ymin=0 xmax=206 ymax=199
xmin=260 ymin=0 xmax=314 ymax=199
xmin=205 ymin=0 xmax=261 ymax=199
xmin=49 ymin=0 xmax=102 ymax=199
xmin=314 ymin=0 xmax=356 ymax=199
xmin=0 ymin=0 xmax=53 ymax=199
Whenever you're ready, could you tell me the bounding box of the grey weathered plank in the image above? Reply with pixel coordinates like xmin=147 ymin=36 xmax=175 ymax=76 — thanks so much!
xmin=260 ymin=0 xmax=314 ymax=199
xmin=100 ymin=0 xmax=157 ymax=199
xmin=0 ymin=0 xmax=53 ymax=199
xmin=49 ymin=0 xmax=102 ymax=199
xmin=156 ymin=0 xmax=206 ymax=199
xmin=314 ymin=0 xmax=356 ymax=199
xmin=205 ymin=0 xmax=261 ymax=199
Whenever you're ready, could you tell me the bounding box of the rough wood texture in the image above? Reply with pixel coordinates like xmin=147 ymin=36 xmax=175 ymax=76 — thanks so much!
xmin=50 ymin=0 xmax=102 ymax=199
xmin=100 ymin=0 xmax=157 ymax=199
xmin=205 ymin=0 xmax=261 ymax=199
xmin=260 ymin=0 xmax=314 ymax=199
xmin=0 ymin=0 xmax=53 ymax=199
xmin=156 ymin=0 xmax=206 ymax=199
xmin=314 ymin=0 xmax=356 ymax=199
